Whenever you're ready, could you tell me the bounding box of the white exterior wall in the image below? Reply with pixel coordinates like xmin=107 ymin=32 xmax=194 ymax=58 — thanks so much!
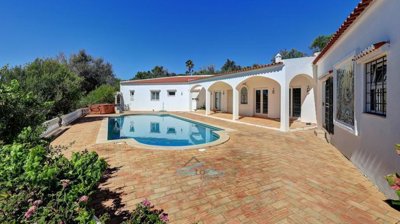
xmin=290 ymin=75 xmax=316 ymax=123
xmin=315 ymin=1 xmax=400 ymax=197
xmin=120 ymin=83 xmax=191 ymax=111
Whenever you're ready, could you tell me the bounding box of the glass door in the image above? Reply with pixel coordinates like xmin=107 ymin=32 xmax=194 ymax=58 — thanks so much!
xmin=255 ymin=89 xmax=268 ymax=115
xmin=214 ymin=91 xmax=221 ymax=111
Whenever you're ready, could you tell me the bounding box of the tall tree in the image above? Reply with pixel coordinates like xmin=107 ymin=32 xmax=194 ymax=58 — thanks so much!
xmin=221 ymin=59 xmax=241 ymax=73
xmin=310 ymin=35 xmax=333 ymax=52
xmin=68 ymin=50 xmax=116 ymax=94
xmin=185 ymin=60 xmax=194 ymax=75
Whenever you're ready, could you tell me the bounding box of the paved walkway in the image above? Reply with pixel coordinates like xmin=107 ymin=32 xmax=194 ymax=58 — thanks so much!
xmin=52 ymin=113 xmax=400 ymax=224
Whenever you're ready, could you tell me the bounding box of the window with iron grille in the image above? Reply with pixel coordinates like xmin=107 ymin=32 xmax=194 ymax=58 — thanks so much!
xmin=365 ymin=56 xmax=387 ymax=116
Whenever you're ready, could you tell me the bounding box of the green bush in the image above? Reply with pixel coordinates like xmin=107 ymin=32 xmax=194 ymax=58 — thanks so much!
xmin=0 ymin=129 xmax=108 ymax=223
xmin=79 ymin=84 xmax=116 ymax=107
xmin=1 ymin=59 xmax=83 ymax=118
xmin=385 ymin=144 xmax=400 ymax=207
xmin=0 ymin=80 xmax=51 ymax=144
xmin=123 ymin=199 xmax=169 ymax=224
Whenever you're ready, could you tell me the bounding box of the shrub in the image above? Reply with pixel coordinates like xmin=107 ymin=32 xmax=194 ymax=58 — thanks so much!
xmin=1 ymin=59 xmax=83 ymax=118
xmin=123 ymin=199 xmax=169 ymax=224
xmin=385 ymin=144 xmax=400 ymax=207
xmin=0 ymin=132 xmax=108 ymax=223
xmin=0 ymin=80 xmax=51 ymax=144
xmin=79 ymin=84 xmax=116 ymax=107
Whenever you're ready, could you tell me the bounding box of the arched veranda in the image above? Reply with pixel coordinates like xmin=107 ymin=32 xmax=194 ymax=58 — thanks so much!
xmin=207 ymin=81 xmax=233 ymax=113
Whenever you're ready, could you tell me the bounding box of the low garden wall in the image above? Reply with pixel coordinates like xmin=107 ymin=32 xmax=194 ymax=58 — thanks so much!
xmin=42 ymin=108 xmax=90 ymax=137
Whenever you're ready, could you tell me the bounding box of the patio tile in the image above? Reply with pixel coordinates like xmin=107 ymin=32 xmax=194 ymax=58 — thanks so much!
xmin=51 ymin=113 xmax=400 ymax=223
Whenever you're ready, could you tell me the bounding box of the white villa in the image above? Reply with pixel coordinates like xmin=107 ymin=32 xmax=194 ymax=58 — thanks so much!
xmin=119 ymin=0 xmax=400 ymax=197
xmin=120 ymin=55 xmax=316 ymax=132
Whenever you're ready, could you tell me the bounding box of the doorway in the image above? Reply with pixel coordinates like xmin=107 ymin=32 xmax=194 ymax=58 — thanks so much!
xmin=324 ymin=77 xmax=334 ymax=134
xmin=214 ymin=91 xmax=222 ymax=111
xmin=255 ymin=89 xmax=268 ymax=115
xmin=290 ymin=88 xmax=301 ymax=117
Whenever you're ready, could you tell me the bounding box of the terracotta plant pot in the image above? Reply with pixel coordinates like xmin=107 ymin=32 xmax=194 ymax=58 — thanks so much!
xmin=89 ymin=104 xmax=115 ymax=114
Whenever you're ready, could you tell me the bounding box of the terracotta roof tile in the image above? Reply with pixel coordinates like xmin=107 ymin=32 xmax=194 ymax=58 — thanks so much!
xmin=121 ymin=75 xmax=211 ymax=84
xmin=353 ymin=41 xmax=389 ymax=61
xmin=313 ymin=0 xmax=375 ymax=64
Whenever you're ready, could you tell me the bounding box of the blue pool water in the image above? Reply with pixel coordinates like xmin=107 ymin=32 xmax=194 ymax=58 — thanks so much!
xmin=108 ymin=114 xmax=222 ymax=146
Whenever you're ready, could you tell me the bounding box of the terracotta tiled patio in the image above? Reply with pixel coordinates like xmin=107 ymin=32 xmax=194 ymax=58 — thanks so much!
xmin=193 ymin=110 xmax=316 ymax=130
xmin=51 ymin=113 xmax=400 ymax=224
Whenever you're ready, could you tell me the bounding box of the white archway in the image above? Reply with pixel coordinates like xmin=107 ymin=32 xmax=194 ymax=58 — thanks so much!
xmin=207 ymin=81 xmax=234 ymax=114
xmin=235 ymin=76 xmax=282 ymax=119
xmin=289 ymin=74 xmax=316 ymax=123
xmin=190 ymin=85 xmax=206 ymax=111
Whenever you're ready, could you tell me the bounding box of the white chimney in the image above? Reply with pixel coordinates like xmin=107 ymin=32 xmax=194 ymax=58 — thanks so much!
xmin=275 ymin=53 xmax=282 ymax=63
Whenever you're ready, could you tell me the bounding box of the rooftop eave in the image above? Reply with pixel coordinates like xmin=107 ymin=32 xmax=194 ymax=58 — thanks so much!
xmin=313 ymin=0 xmax=375 ymax=65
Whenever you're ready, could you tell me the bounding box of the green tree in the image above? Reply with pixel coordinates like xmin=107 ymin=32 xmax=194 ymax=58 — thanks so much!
xmin=151 ymin=66 xmax=169 ymax=78
xmin=221 ymin=59 xmax=241 ymax=73
xmin=271 ymin=49 xmax=307 ymax=62
xmin=194 ymin=65 xmax=216 ymax=75
xmin=0 ymin=80 xmax=51 ymax=144
xmin=1 ymin=59 xmax=82 ymax=118
xmin=185 ymin=60 xmax=194 ymax=75
xmin=133 ymin=66 xmax=171 ymax=80
xmin=79 ymin=84 xmax=117 ymax=107
xmin=310 ymin=35 xmax=333 ymax=53
xmin=133 ymin=71 xmax=152 ymax=80
xmin=68 ymin=50 xmax=116 ymax=94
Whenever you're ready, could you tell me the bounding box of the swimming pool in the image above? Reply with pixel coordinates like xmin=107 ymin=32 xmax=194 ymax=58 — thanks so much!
xmin=107 ymin=114 xmax=223 ymax=147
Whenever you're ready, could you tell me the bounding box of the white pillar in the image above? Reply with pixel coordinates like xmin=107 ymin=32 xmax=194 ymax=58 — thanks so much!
xmin=280 ymin=80 xmax=290 ymax=132
xmin=205 ymin=90 xmax=211 ymax=115
xmin=232 ymin=88 xmax=239 ymax=120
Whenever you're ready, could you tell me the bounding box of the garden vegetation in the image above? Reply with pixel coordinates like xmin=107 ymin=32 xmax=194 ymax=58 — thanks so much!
xmin=0 ymin=51 xmax=169 ymax=223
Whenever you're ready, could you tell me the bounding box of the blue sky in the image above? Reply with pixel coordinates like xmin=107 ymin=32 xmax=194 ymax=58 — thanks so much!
xmin=0 ymin=0 xmax=359 ymax=80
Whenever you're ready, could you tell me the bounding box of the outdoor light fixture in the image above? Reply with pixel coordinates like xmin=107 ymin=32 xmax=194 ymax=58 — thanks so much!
xmin=272 ymin=88 xmax=275 ymax=94
xmin=307 ymin=85 xmax=311 ymax=93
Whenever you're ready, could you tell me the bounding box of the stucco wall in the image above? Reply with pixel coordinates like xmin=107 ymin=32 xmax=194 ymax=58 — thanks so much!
xmin=120 ymin=83 xmax=191 ymax=111
xmin=315 ymin=0 xmax=400 ymax=197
